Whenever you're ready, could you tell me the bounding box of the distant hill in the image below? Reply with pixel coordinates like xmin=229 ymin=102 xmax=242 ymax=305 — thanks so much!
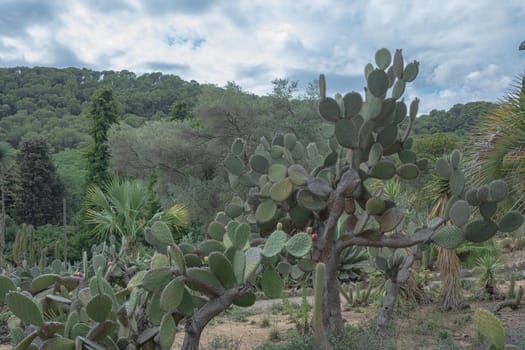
xmin=414 ymin=101 xmax=498 ymax=135
xmin=0 ymin=67 xmax=201 ymax=149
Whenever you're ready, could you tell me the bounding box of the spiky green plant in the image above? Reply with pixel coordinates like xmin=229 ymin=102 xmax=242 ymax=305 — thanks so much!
xmin=475 ymin=254 xmax=503 ymax=295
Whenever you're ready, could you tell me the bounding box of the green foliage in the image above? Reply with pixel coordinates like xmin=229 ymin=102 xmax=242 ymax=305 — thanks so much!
xmin=14 ymin=138 xmax=65 ymax=226
xmin=414 ymin=102 xmax=497 ymax=135
xmin=85 ymin=87 xmax=119 ymax=186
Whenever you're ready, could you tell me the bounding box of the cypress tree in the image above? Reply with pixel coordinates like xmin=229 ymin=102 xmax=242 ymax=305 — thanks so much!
xmin=15 ymin=139 xmax=64 ymax=226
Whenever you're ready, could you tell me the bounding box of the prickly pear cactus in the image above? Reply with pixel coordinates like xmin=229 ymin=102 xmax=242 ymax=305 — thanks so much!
xmin=431 ymin=153 xmax=523 ymax=248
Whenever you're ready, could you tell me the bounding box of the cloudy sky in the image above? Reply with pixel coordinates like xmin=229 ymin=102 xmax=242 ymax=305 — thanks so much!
xmin=1 ymin=0 xmax=524 ymax=113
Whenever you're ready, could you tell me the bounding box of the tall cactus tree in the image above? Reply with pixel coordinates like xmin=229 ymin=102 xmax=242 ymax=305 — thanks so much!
xmin=218 ymin=48 xmax=523 ymax=340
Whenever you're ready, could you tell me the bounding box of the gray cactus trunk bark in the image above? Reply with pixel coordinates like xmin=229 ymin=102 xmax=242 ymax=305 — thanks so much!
xmin=321 ymin=248 xmax=344 ymax=339
xmin=182 ymin=286 xmax=251 ymax=350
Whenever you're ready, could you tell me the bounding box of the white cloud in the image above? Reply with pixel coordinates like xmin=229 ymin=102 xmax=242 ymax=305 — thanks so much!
xmin=0 ymin=0 xmax=524 ymax=110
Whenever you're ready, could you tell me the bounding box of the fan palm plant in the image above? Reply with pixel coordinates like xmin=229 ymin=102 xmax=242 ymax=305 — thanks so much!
xmin=85 ymin=177 xmax=189 ymax=257
xmin=465 ymin=72 xmax=525 ymax=212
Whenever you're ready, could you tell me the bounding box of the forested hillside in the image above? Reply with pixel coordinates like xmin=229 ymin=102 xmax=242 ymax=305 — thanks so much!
xmin=0 ymin=66 xmax=498 ymax=257
xmin=0 ymin=67 xmax=201 ymax=149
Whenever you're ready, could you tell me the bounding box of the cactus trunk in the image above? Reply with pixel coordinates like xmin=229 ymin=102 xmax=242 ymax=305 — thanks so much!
xmin=182 ymin=285 xmax=253 ymax=350
xmin=321 ymin=250 xmax=345 ymax=338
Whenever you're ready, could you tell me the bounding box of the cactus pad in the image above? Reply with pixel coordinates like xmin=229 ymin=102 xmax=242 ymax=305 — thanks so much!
xmin=318 ymin=97 xmax=341 ymax=122
xmin=285 ymin=232 xmax=313 ymax=257
xmin=479 ymin=202 xmax=497 ymax=220
xmin=370 ymin=160 xmax=396 ymax=180
xmin=224 ymin=154 xmax=244 ymax=176
xmin=151 ymin=221 xmax=175 ymax=246
xmin=270 ymin=178 xmax=293 ymax=202
xmin=489 ymin=179 xmax=509 ymax=202
xmin=449 ymin=169 xmax=465 ymax=196
xmin=186 ymin=267 xmax=224 ymax=292
xmin=396 ymin=163 xmax=419 ymax=180
xmin=141 ymin=267 xmax=173 ymax=292
xmin=403 ymin=61 xmax=419 ymax=82
xmin=86 ymin=294 xmax=112 ymax=323
xmin=168 ymin=244 xmax=186 ymax=274
xmin=367 ymin=69 xmax=389 ymax=97
xmin=391 ymin=79 xmax=405 ymax=100
xmin=159 ymin=314 xmax=176 ymax=350
xmin=297 ymin=189 xmax=327 ymax=211
xmin=151 ymin=253 xmax=170 ymax=268
xmin=244 ymin=247 xmax=262 ymax=282
xmin=334 ymin=119 xmax=359 ymax=148
xmin=233 ymin=292 xmax=256 ymax=307
xmin=256 ymin=200 xmax=277 ymax=224
xmin=5 ymin=292 xmax=44 ymax=326
xmin=261 ymin=268 xmax=283 ymax=298
xmin=375 ymin=48 xmax=391 ymax=70
xmin=379 ymin=208 xmax=404 ymax=233
xmin=263 ymin=230 xmax=287 ymax=258
xmin=393 ymin=49 xmax=404 ymax=78
xmin=376 ymin=125 xmax=398 ymax=148
xmin=366 ymin=197 xmax=386 ymax=215
xmin=343 ymin=92 xmax=363 ymax=118
xmin=307 ymin=177 xmax=332 ymax=197
xmin=249 ymin=154 xmax=270 ymax=174
xmin=465 ymin=220 xmax=498 ymax=243
xmin=431 ymin=225 xmax=465 ymax=249
xmin=0 ymin=276 xmax=16 ymax=303
xmin=231 ymin=138 xmax=244 ymax=156
xmin=498 ymin=211 xmax=524 ymax=232
xmin=160 ymin=279 xmax=185 ymax=313
xmin=474 ymin=308 xmax=505 ymax=350
xmin=465 ymin=188 xmax=480 ymax=206
xmin=197 ymin=240 xmax=225 ymax=255
xmin=449 ymin=200 xmax=471 ymax=227
xmin=208 ymin=252 xmax=237 ymax=288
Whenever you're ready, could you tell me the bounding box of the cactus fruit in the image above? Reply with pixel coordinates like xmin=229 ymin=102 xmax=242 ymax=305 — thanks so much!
xmin=431 ymin=225 xmax=465 ymax=249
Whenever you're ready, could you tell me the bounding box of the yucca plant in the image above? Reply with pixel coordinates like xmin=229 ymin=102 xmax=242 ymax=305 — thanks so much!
xmin=475 ymin=254 xmax=503 ymax=295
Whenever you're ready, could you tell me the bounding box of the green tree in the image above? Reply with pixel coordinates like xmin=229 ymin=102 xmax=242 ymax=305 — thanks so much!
xmin=0 ymin=141 xmax=15 ymax=265
xmin=15 ymin=139 xmax=65 ymax=227
xmin=85 ymin=87 xmax=119 ymax=186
